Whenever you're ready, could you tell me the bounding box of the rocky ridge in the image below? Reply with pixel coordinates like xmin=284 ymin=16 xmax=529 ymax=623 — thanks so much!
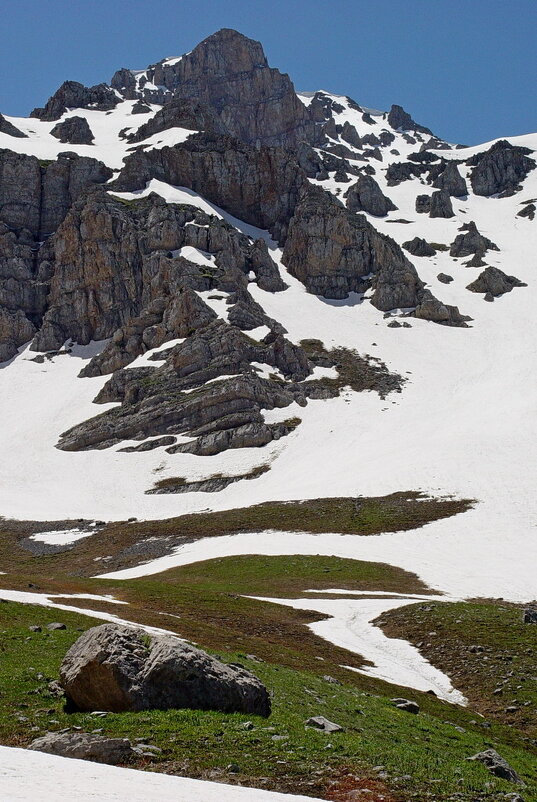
xmin=0 ymin=27 xmax=534 ymax=458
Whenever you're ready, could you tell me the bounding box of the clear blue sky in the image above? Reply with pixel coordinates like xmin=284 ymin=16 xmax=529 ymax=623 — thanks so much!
xmin=2 ymin=0 xmax=535 ymax=145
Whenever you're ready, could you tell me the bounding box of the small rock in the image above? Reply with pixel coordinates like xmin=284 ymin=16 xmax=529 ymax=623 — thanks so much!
xmin=392 ymin=698 xmax=420 ymax=714
xmin=47 ymin=623 xmax=66 ymax=631
xmin=29 ymin=626 xmax=42 ymax=633
xmin=466 ymin=748 xmax=523 ymax=784
xmin=305 ymin=716 xmax=344 ymax=733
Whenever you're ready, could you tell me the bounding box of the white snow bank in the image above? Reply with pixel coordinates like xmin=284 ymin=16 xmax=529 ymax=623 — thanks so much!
xmin=251 ymin=595 xmax=466 ymax=705
xmin=0 ymin=746 xmax=322 ymax=802
xmin=0 ymin=588 xmax=177 ymax=637
xmin=29 ymin=529 xmax=93 ymax=546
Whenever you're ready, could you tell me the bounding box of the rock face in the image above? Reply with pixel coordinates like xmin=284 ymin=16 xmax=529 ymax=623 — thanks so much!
xmin=283 ymin=185 xmax=423 ymax=306
xmin=28 ymin=732 xmax=135 ymax=764
xmin=112 ymin=132 xmax=305 ymax=241
xmin=113 ymin=29 xmax=318 ymax=148
xmin=50 ymin=116 xmax=95 ymax=145
xmin=32 ymin=189 xmax=283 ymax=355
xmin=518 ymin=202 xmax=535 ymax=220
xmin=450 ymin=221 xmax=499 ymax=258
xmin=344 ymin=175 xmax=397 ymax=216
xmin=60 ymin=623 xmax=271 ymax=716
xmin=0 ymin=148 xmax=112 ymax=238
xmin=126 ymin=97 xmax=226 ymax=142
xmin=0 ymin=149 xmax=113 ymax=360
xmin=31 ymin=81 xmax=119 ymax=121
xmin=468 ymin=139 xmax=535 ymax=197
xmin=57 ymin=319 xmax=312 ymax=453
xmin=466 ymin=267 xmax=526 ymax=296
xmin=0 ymin=113 xmax=27 ymax=138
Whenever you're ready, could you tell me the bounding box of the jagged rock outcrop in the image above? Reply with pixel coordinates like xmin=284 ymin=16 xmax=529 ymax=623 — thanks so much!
xmin=30 ymin=80 xmax=119 ymax=121
xmin=468 ymin=139 xmax=535 ymax=197
xmin=126 ymin=97 xmax=226 ymax=142
xmin=340 ymin=120 xmax=362 ymax=148
xmin=466 ymin=266 xmax=526 ymax=296
xmin=449 ymin=221 xmax=499 ymax=258
xmin=429 ymin=189 xmax=454 ymax=218
xmin=60 ymin=623 xmax=271 ymax=716
xmin=283 ymin=185 xmax=424 ymax=307
xmin=403 ymin=237 xmax=436 ymax=257
xmin=80 ymin=290 xmax=217 ymax=377
xmin=33 ymin=189 xmax=284 ymax=357
xmin=57 ymin=320 xmax=311 ymax=453
xmin=50 ymin=116 xmax=95 ymax=145
xmin=386 ymin=161 xmax=427 ymax=186
xmin=0 ymin=113 xmax=27 ymax=138
xmin=113 ymin=29 xmax=318 ymax=148
xmin=432 ymin=160 xmax=467 ymax=197
xmin=131 ymin=99 xmax=151 ymax=114
xmin=387 ymin=104 xmax=433 ymax=136
xmin=344 ymin=175 xmax=397 ymax=216
xmin=414 ymin=290 xmax=469 ymax=327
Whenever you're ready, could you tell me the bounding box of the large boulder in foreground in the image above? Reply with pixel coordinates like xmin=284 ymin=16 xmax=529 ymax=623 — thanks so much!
xmin=60 ymin=623 xmax=271 ymax=717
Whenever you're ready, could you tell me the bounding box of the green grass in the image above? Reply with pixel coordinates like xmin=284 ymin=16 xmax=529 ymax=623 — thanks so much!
xmin=380 ymin=600 xmax=537 ymax=736
xmin=137 ymin=554 xmax=432 ymax=597
xmin=4 ymin=555 xmax=430 ymax=680
xmin=0 ymin=601 xmax=536 ymax=800
xmin=0 ymin=493 xmax=473 ymax=577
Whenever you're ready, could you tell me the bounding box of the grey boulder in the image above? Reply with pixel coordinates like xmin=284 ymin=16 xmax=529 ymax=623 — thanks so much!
xmin=392 ymin=697 xmax=420 ymax=714
xmin=28 ymin=731 xmax=135 ymax=764
xmin=305 ymin=716 xmax=344 ymax=733
xmin=60 ymin=623 xmax=271 ymax=716
xmin=467 ymin=748 xmax=523 ymax=784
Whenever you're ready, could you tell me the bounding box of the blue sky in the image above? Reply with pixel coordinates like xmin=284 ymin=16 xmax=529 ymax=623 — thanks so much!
xmin=2 ymin=0 xmax=535 ymax=145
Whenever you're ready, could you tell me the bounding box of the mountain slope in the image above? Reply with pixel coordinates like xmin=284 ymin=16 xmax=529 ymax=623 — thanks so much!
xmin=0 ymin=27 xmax=536 ymax=801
